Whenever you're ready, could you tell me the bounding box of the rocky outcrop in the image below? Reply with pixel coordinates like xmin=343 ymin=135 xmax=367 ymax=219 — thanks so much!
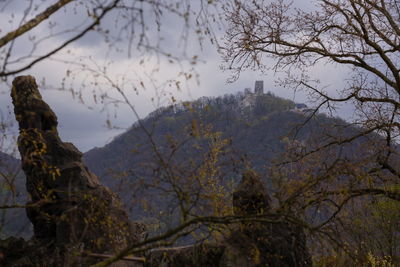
xmin=232 ymin=170 xmax=271 ymax=216
xmin=221 ymin=170 xmax=311 ymax=267
xmin=146 ymin=170 xmax=311 ymax=267
xmin=2 ymin=75 xmax=145 ymax=265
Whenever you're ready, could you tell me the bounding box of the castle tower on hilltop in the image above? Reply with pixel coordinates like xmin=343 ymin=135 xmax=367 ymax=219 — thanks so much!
xmin=255 ymin=80 xmax=264 ymax=95
xmin=241 ymin=81 xmax=265 ymax=109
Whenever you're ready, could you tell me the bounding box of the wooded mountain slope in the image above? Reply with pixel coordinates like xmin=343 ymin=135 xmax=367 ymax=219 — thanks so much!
xmin=83 ymin=92 xmax=365 ymax=223
xmin=0 ymin=91 xmax=371 ymax=237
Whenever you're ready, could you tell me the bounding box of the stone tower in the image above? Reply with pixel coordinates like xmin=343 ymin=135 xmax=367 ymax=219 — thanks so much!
xmin=255 ymin=80 xmax=264 ymax=95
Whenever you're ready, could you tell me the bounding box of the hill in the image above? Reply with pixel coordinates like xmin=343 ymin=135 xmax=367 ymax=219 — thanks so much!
xmin=1 ymin=83 xmax=386 ymax=259
xmin=0 ymin=152 xmax=31 ymax=238
xmin=83 ymin=86 xmax=363 ymax=227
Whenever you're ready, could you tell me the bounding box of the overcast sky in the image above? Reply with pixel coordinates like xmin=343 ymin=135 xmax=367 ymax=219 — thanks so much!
xmin=0 ymin=0 xmax=353 ymax=154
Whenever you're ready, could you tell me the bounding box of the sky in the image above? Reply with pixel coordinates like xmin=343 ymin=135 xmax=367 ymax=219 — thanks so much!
xmin=0 ymin=0 xmax=352 ymax=154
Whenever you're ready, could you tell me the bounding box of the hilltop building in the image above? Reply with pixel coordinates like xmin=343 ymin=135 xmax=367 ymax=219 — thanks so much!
xmin=241 ymin=81 xmax=315 ymax=115
xmin=291 ymin=103 xmax=318 ymax=115
xmin=242 ymin=80 xmax=266 ymax=108
xmin=255 ymin=80 xmax=264 ymax=95
xmin=294 ymin=103 xmax=308 ymax=111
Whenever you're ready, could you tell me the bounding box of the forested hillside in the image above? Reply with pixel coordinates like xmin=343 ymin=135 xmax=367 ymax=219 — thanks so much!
xmin=84 ymin=91 xmax=364 ymax=222
xmin=0 ymin=152 xmax=30 ymax=238
xmin=3 ymin=89 xmax=398 ymax=264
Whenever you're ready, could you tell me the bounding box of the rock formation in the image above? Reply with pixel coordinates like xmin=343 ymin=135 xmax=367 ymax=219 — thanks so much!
xmin=232 ymin=170 xmax=271 ymax=216
xmin=145 ymin=170 xmax=312 ymax=267
xmin=2 ymin=75 xmax=144 ymax=266
xmin=222 ymin=170 xmax=312 ymax=267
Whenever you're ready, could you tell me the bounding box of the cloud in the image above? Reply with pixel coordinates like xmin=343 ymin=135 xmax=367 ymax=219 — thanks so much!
xmin=0 ymin=0 xmax=352 ymax=154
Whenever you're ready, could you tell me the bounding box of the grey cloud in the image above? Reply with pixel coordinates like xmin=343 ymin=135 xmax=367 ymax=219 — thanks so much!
xmin=0 ymin=0 xmax=354 ymax=155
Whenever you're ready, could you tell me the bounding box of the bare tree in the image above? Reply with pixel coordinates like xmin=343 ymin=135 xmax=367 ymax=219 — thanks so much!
xmin=7 ymin=0 xmax=399 ymax=265
xmin=0 ymin=0 xmax=218 ymax=77
xmin=0 ymin=1 xmax=310 ymax=266
xmin=222 ymin=0 xmax=400 ymax=264
xmin=0 ymin=0 xmax=233 ymax=265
